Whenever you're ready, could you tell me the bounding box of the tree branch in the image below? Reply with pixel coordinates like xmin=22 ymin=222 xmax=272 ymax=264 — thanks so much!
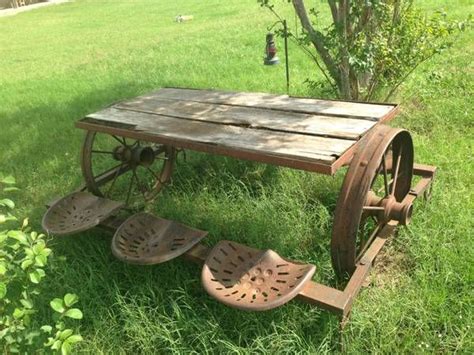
xmin=328 ymin=0 xmax=338 ymax=24
xmin=291 ymin=0 xmax=339 ymax=82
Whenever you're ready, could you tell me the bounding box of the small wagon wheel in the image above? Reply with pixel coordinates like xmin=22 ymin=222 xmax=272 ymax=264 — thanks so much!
xmin=81 ymin=131 xmax=176 ymax=207
xmin=331 ymin=125 xmax=414 ymax=277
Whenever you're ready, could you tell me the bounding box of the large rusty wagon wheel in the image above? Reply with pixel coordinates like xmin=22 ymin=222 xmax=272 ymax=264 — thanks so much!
xmin=331 ymin=125 xmax=414 ymax=277
xmin=81 ymin=131 xmax=176 ymax=207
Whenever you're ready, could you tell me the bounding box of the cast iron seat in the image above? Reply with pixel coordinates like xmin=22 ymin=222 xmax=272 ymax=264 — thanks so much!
xmin=42 ymin=192 xmax=123 ymax=235
xmin=202 ymin=240 xmax=315 ymax=311
xmin=111 ymin=212 xmax=207 ymax=264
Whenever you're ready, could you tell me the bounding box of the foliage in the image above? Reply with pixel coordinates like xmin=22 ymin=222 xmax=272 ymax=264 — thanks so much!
xmin=0 ymin=174 xmax=83 ymax=354
xmin=259 ymin=0 xmax=471 ymax=101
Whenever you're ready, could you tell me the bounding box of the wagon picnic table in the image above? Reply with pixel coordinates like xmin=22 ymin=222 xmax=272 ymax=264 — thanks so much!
xmin=43 ymin=87 xmax=436 ymax=323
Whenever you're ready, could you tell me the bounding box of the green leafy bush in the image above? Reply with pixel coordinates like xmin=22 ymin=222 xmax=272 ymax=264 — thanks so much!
xmin=0 ymin=174 xmax=83 ymax=354
xmin=259 ymin=0 xmax=471 ymax=101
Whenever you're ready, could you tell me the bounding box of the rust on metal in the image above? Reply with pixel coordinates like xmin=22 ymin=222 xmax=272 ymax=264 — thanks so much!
xmin=42 ymin=192 xmax=123 ymax=235
xmin=111 ymin=212 xmax=207 ymax=265
xmin=202 ymin=240 xmax=315 ymax=311
xmin=331 ymin=125 xmax=414 ymax=276
xmin=81 ymin=131 xmax=175 ymax=206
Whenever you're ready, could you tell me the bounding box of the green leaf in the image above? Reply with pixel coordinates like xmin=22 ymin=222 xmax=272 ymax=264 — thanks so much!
xmin=3 ymin=187 xmax=19 ymax=192
xmin=63 ymin=293 xmax=78 ymax=307
xmin=22 ymin=218 xmax=29 ymax=228
xmin=61 ymin=341 xmax=72 ymax=355
xmin=7 ymin=230 xmax=28 ymax=245
xmin=28 ymin=271 xmax=41 ymax=284
xmin=1 ymin=176 xmax=15 ymax=185
xmin=64 ymin=308 xmax=83 ymax=320
xmin=24 ymin=247 xmax=34 ymax=258
xmin=25 ymin=330 xmax=40 ymax=341
xmin=29 ymin=269 xmax=45 ymax=284
xmin=32 ymin=240 xmax=46 ymax=254
xmin=61 ymin=334 xmax=83 ymax=355
xmin=65 ymin=334 xmax=83 ymax=344
xmin=0 ymin=214 xmax=16 ymax=224
xmin=59 ymin=329 xmax=73 ymax=340
xmin=0 ymin=199 xmax=14 ymax=209
xmin=0 ymin=329 xmax=8 ymax=339
xmin=13 ymin=308 xmax=24 ymax=319
xmin=51 ymin=339 xmax=62 ymax=351
xmin=44 ymin=336 xmax=55 ymax=346
xmin=21 ymin=258 xmax=34 ymax=270
xmin=8 ymin=345 xmax=19 ymax=353
xmin=35 ymin=254 xmax=47 ymax=267
xmin=0 ymin=262 xmax=6 ymax=276
xmin=0 ymin=282 xmax=6 ymax=299
xmin=41 ymin=325 xmax=53 ymax=333
xmin=4 ymin=334 xmax=15 ymax=344
xmin=20 ymin=298 xmax=33 ymax=309
xmin=50 ymin=298 xmax=65 ymax=313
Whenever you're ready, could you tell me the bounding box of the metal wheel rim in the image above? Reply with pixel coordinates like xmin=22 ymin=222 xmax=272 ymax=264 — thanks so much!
xmin=331 ymin=125 xmax=414 ymax=277
xmin=81 ymin=131 xmax=176 ymax=207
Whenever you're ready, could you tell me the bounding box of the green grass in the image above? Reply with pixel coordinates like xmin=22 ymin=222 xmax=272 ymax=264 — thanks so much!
xmin=0 ymin=0 xmax=473 ymax=353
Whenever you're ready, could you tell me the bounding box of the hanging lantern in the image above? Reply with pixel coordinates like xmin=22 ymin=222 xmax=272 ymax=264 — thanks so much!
xmin=264 ymin=33 xmax=280 ymax=65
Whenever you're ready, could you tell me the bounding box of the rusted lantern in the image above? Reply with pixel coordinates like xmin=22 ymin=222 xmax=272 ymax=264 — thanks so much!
xmin=264 ymin=33 xmax=280 ymax=65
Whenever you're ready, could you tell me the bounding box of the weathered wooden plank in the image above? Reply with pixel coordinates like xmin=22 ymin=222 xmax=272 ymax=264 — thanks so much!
xmin=85 ymin=108 xmax=356 ymax=164
xmin=146 ymin=88 xmax=396 ymax=120
xmin=115 ymin=97 xmax=376 ymax=140
xmin=77 ymin=119 xmax=335 ymax=174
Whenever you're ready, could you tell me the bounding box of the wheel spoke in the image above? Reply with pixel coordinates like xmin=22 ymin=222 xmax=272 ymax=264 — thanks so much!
xmin=112 ymin=135 xmax=126 ymax=146
xmin=146 ymin=166 xmax=159 ymax=180
xmin=84 ymin=131 xmax=174 ymax=207
xmin=125 ymin=169 xmax=136 ymax=205
xmin=363 ymin=206 xmax=384 ymax=211
xmin=133 ymin=169 xmax=148 ymax=200
xmin=93 ymin=163 xmax=123 ymax=180
xmin=390 ymin=146 xmax=403 ymax=196
xmin=106 ymin=162 xmax=124 ymax=197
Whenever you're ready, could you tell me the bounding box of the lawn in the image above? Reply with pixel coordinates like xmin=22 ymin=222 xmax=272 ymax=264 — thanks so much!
xmin=0 ymin=0 xmax=473 ymax=353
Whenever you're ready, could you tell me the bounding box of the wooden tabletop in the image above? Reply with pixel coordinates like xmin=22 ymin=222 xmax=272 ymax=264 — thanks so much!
xmin=76 ymin=88 xmax=398 ymax=175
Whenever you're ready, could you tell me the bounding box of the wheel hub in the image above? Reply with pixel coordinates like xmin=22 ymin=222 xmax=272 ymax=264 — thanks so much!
xmin=112 ymin=145 xmax=155 ymax=167
xmin=366 ymin=191 xmax=413 ymax=226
